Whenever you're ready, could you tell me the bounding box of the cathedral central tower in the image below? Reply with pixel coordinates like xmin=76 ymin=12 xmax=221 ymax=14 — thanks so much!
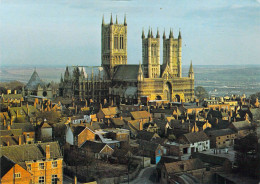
xmin=101 ymin=14 xmax=127 ymax=79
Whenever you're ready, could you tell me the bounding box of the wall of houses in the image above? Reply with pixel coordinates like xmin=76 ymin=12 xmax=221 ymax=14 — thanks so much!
xmin=66 ymin=127 xmax=74 ymax=145
xmin=1 ymin=164 xmax=31 ymax=184
xmin=25 ymin=158 xmax=63 ymax=184
xmin=78 ymin=128 xmax=95 ymax=147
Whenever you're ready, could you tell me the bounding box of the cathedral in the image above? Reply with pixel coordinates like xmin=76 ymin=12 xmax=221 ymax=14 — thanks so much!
xmin=59 ymin=15 xmax=194 ymax=104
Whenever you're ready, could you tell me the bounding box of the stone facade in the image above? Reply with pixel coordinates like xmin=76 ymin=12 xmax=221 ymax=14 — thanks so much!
xmin=59 ymin=15 xmax=194 ymax=104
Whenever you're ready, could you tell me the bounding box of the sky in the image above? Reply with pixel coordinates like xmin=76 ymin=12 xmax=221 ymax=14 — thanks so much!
xmin=0 ymin=0 xmax=259 ymax=66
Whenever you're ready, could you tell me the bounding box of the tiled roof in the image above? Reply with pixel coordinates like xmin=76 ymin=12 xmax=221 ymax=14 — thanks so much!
xmin=11 ymin=123 xmax=34 ymax=132
xmin=101 ymin=107 xmax=119 ymax=116
xmin=130 ymin=111 xmax=150 ymax=120
xmin=111 ymin=118 xmax=125 ymax=126
xmin=0 ymin=135 xmax=25 ymax=146
xmin=139 ymin=140 xmax=160 ymax=152
xmin=81 ymin=140 xmax=109 ymax=153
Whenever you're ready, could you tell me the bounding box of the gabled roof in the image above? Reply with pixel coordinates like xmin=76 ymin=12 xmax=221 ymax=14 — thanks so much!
xmin=0 ymin=156 xmax=15 ymax=178
xmin=81 ymin=140 xmax=111 ymax=153
xmin=0 ymin=142 xmax=62 ymax=163
xmin=25 ymin=70 xmax=45 ymax=90
xmin=130 ymin=111 xmax=150 ymax=120
xmin=179 ymin=131 xmax=209 ymax=144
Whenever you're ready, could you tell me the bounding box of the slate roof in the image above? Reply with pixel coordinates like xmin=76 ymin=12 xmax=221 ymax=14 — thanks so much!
xmin=113 ymin=65 xmax=139 ymax=80
xmin=164 ymin=158 xmax=204 ymax=174
xmin=180 ymin=131 xmax=209 ymax=144
xmin=130 ymin=111 xmax=150 ymax=120
xmin=155 ymin=120 xmax=170 ymax=130
xmin=0 ymin=142 xmax=62 ymax=163
xmin=81 ymin=140 xmax=109 ymax=153
xmin=231 ymin=120 xmax=251 ymax=131
xmin=191 ymin=152 xmax=230 ymax=166
xmin=111 ymin=118 xmax=125 ymax=126
xmin=139 ymin=140 xmax=160 ymax=152
xmin=0 ymin=156 xmax=15 ymax=178
xmin=136 ymin=131 xmax=159 ymax=141
xmin=206 ymin=128 xmax=236 ymax=137
xmin=25 ymin=70 xmax=45 ymax=90
xmin=11 ymin=123 xmax=34 ymax=132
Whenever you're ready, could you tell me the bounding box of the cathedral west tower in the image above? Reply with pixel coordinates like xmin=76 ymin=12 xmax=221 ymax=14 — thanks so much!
xmin=101 ymin=14 xmax=127 ymax=79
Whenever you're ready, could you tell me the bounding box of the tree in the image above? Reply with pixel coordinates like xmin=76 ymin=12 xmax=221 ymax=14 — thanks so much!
xmin=195 ymin=86 xmax=209 ymax=101
xmin=35 ymin=111 xmax=61 ymax=125
xmin=250 ymin=92 xmax=260 ymax=104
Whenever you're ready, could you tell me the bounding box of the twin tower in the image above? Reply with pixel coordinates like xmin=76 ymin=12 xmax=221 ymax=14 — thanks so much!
xmin=101 ymin=15 xmax=182 ymax=79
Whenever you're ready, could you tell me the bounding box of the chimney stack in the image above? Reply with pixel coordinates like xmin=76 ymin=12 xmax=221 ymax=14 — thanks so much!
xmin=7 ymin=124 xmax=11 ymax=130
xmin=18 ymin=135 xmax=22 ymax=145
xmin=46 ymin=144 xmax=50 ymax=159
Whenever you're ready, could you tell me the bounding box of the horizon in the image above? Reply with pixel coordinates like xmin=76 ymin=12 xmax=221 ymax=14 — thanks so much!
xmin=1 ymin=0 xmax=260 ymax=66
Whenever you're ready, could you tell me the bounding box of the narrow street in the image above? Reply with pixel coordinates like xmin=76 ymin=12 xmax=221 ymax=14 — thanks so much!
xmin=121 ymin=165 xmax=159 ymax=184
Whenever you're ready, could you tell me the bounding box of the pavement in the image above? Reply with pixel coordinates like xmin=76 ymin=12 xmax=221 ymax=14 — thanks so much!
xmin=121 ymin=165 xmax=159 ymax=184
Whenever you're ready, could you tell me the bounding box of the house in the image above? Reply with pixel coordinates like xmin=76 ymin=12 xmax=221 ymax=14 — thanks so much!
xmin=143 ymin=122 xmax=159 ymax=133
xmin=139 ymin=140 xmax=163 ymax=164
xmin=191 ymin=152 xmax=232 ymax=173
xmin=80 ymin=141 xmax=114 ymax=159
xmin=160 ymin=159 xmax=205 ymax=184
xmin=110 ymin=117 xmax=125 ymax=128
xmin=136 ymin=131 xmax=160 ymax=142
xmin=0 ymin=135 xmax=25 ymax=146
xmin=38 ymin=122 xmax=53 ymax=141
xmin=164 ymin=142 xmax=191 ymax=160
xmin=113 ymin=148 xmax=133 ymax=163
xmin=206 ymin=128 xmax=237 ymax=149
xmin=178 ymin=131 xmax=210 ymax=152
xmin=0 ymin=156 xmax=31 ymax=184
xmin=155 ymin=120 xmax=172 ymax=136
xmin=10 ymin=123 xmax=35 ymax=144
xmin=66 ymin=124 xmax=95 ymax=147
xmin=229 ymin=120 xmax=254 ymax=138
xmin=0 ymin=142 xmax=63 ymax=184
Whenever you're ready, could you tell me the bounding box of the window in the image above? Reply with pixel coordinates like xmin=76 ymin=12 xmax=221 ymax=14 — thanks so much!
xmin=114 ymin=35 xmax=118 ymax=49
xmin=14 ymin=173 xmax=21 ymax=178
xmin=39 ymin=176 xmax=45 ymax=184
xmin=52 ymin=161 xmax=57 ymax=168
xmin=27 ymin=164 xmax=31 ymax=171
xmin=52 ymin=175 xmax=58 ymax=184
xmin=120 ymin=35 xmax=123 ymax=49
xmin=39 ymin=163 xmax=45 ymax=170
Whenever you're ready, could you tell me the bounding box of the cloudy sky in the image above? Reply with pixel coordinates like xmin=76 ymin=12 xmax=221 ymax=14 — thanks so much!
xmin=1 ymin=0 xmax=259 ymax=66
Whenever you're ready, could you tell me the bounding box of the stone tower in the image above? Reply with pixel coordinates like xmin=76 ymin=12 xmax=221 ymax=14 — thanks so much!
xmin=101 ymin=14 xmax=127 ymax=79
xmin=162 ymin=29 xmax=182 ymax=77
xmin=142 ymin=28 xmax=160 ymax=78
